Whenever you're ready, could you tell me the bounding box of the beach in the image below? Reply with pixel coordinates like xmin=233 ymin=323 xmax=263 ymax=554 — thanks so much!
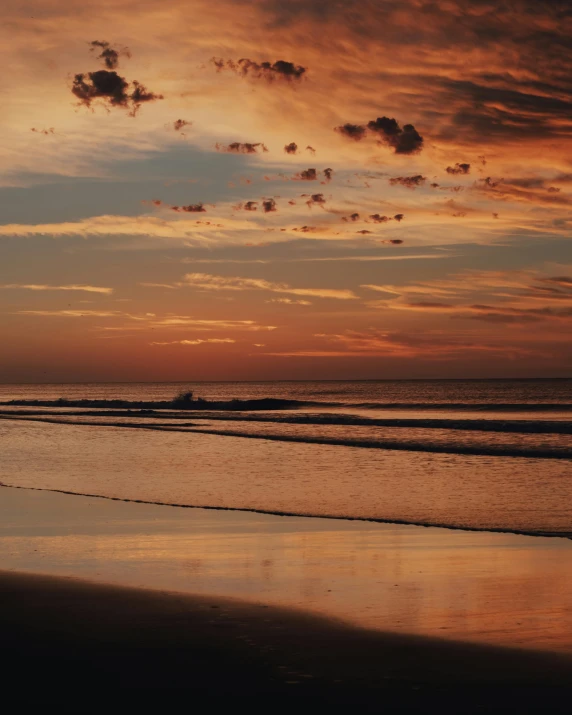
xmin=1 ymin=380 xmax=571 ymax=709
xmin=2 ymin=0 xmax=571 ymax=698
xmin=3 ymin=486 xmax=572 ymax=710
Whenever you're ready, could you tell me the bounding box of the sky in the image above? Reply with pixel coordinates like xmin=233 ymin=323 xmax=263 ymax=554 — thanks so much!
xmin=1 ymin=0 xmax=571 ymax=382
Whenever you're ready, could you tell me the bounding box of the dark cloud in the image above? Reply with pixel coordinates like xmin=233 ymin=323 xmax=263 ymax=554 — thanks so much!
xmin=71 ymin=71 xmax=162 ymax=115
xmin=89 ymin=40 xmax=131 ymax=70
xmin=482 ymin=177 xmax=502 ymax=188
xmin=389 ymin=175 xmax=426 ymax=189
xmin=293 ymin=225 xmax=319 ymax=233
xmin=460 ymin=304 xmax=572 ymax=324
xmin=294 ymin=168 xmax=318 ymax=181
xmin=368 ymin=213 xmax=405 ymax=223
xmin=150 ymin=199 xmax=208 ymax=213
xmin=342 ymin=212 xmax=360 ymax=222
xmin=335 ymin=116 xmax=423 ymax=153
xmin=174 ymin=119 xmax=192 ymax=132
xmin=306 ymin=193 xmax=326 ymax=207
xmin=357 ymin=229 xmax=372 ymax=235
xmin=262 ymin=198 xmax=277 ymax=212
xmin=215 ymin=142 xmax=269 ymax=153
xmin=172 ymin=203 xmax=206 ymax=213
xmin=284 ymin=142 xmax=298 ymax=154
xmin=475 ymin=175 xmax=572 ymax=207
xmin=505 ymin=177 xmax=558 ymax=189
xmin=335 ymin=123 xmax=367 ymax=141
xmin=367 ymin=117 xmax=424 ymax=154
xmin=72 ymin=70 xmax=128 ymax=107
xmin=31 ymin=127 xmax=55 ymax=135
xmin=446 ymin=163 xmax=471 ymax=175
xmin=305 ymin=145 xmax=316 ymax=154
xmin=542 ymin=276 xmax=572 ymax=287
xmin=323 ymin=168 xmax=334 ymax=182
xmin=129 ymin=81 xmax=163 ymax=113
xmin=211 ymin=57 xmax=306 ymax=82
xmin=259 ymin=1 xmax=572 ymax=150
xmin=436 ymin=78 xmax=572 ymax=143
xmin=233 ymin=201 xmax=259 ymax=211
xmin=384 ymin=239 xmax=404 ymax=245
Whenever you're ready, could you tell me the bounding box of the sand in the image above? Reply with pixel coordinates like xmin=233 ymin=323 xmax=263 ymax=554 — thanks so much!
xmin=3 ymin=486 xmax=572 ymax=711
xmin=2 ymin=569 xmax=572 ymax=712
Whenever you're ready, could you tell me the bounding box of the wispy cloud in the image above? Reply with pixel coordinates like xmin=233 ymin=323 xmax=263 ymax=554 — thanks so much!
xmin=362 ymin=269 xmax=572 ymax=324
xmin=186 ymin=254 xmax=455 ymax=264
xmin=147 ymin=317 xmax=277 ymax=330
xmin=0 ymin=284 xmax=113 ymax=294
xmin=14 ymin=310 xmax=277 ymax=332
xmin=16 ymin=309 xmax=123 ymax=318
xmin=266 ymin=297 xmax=312 ymax=305
xmin=182 ymin=272 xmax=357 ymax=300
xmin=151 ymin=338 xmax=236 ymax=346
xmin=263 ymin=329 xmax=540 ymax=360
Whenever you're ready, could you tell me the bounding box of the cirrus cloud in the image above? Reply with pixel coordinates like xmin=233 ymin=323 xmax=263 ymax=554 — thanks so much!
xmin=182 ymin=272 xmax=357 ymax=299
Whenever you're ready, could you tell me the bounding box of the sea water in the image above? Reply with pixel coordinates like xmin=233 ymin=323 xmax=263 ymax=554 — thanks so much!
xmin=1 ymin=379 xmax=570 ymax=536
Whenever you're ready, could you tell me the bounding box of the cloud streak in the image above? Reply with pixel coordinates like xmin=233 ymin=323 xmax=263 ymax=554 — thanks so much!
xmin=0 ymin=284 xmax=113 ymax=294
xmin=182 ymin=272 xmax=357 ymax=299
xmin=151 ymin=338 xmax=236 ymax=345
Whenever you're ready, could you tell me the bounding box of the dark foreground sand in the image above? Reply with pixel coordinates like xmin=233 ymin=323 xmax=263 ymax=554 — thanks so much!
xmin=2 ymin=570 xmax=572 ymax=713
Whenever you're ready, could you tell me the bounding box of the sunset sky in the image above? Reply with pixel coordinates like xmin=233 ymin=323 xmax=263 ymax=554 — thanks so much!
xmin=1 ymin=0 xmax=571 ymax=381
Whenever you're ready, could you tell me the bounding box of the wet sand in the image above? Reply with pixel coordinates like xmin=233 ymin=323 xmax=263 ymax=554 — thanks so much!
xmin=3 ymin=487 xmax=572 ymax=710
xmin=3 ymin=486 xmax=572 ymax=653
xmin=2 ymin=570 xmax=572 ymax=712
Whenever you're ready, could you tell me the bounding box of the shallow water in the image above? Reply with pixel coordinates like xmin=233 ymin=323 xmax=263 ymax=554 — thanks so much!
xmin=1 ymin=380 xmax=570 ymax=536
xmin=1 ymin=417 xmax=570 ymax=536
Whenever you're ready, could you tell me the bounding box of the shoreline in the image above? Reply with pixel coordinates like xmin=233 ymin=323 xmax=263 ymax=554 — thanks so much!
xmin=2 ymin=482 xmax=571 ymax=541
xmin=3 ymin=485 xmax=572 ymax=657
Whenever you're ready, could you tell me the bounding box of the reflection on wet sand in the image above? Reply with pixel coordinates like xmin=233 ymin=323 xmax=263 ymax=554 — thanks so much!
xmin=2 ymin=486 xmax=572 ymax=654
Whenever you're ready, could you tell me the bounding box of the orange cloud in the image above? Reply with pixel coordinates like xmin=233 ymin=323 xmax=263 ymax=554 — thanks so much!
xmin=182 ymin=272 xmax=357 ymax=299
xmin=0 ymin=284 xmax=112 ymax=294
xmin=151 ymin=338 xmax=235 ymax=345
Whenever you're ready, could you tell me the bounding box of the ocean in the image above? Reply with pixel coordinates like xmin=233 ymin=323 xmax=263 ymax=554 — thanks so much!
xmin=1 ymin=379 xmax=571 ymax=537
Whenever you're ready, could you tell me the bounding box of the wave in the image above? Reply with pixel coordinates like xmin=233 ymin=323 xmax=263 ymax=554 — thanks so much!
xmin=2 ymin=482 xmax=570 ymax=540
xmin=2 ymin=414 xmax=571 ymax=459
xmin=168 ymin=414 xmax=572 ymax=434
xmin=0 ymin=397 xmax=305 ymax=411
xmin=1 ymin=409 xmax=571 ymax=434
xmin=342 ymin=402 xmax=572 ymax=411
xmin=2 ymin=397 xmax=571 ymax=412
